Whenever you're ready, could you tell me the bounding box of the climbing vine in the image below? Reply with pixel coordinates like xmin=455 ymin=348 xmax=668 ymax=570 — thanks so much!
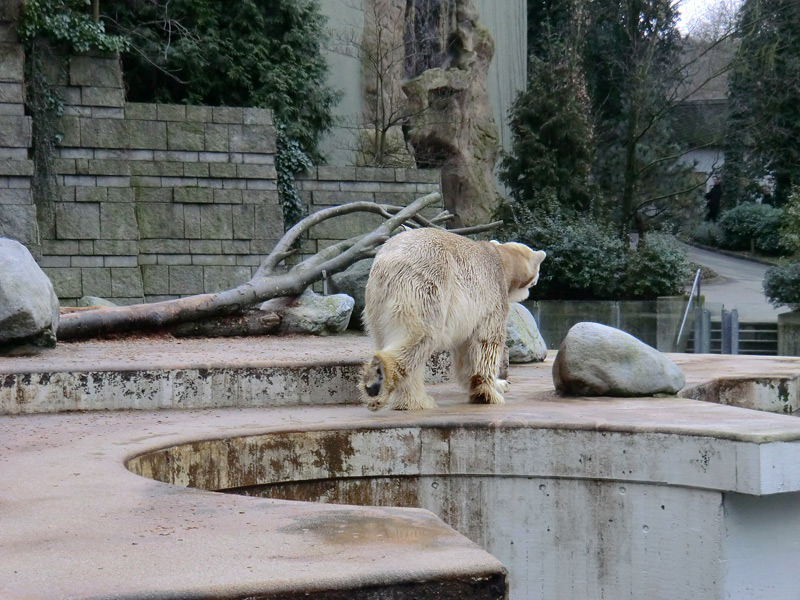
xmin=276 ymin=123 xmax=312 ymax=231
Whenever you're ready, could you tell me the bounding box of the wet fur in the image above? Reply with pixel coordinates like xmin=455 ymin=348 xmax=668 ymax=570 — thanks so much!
xmin=360 ymin=228 xmax=545 ymax=411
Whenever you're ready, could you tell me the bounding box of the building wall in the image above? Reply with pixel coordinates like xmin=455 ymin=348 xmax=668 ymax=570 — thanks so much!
xmin=474 ymin=0 xmax=528 ymax=153
xmin=0 ymin=20 xmax=35 ymax=249
xmin=318 ymin=1 xmax=365 ymax=164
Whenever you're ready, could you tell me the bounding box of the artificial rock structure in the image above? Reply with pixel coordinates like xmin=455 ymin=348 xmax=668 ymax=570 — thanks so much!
xmin=403 ymin=0 xmax=501 ymax=228
xmin=359 ymin=0 xmax=502 ymax=227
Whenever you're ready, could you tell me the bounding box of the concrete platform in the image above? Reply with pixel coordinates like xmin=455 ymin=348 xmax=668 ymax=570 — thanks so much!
xmin=4 ymin=336 xmax=800 ymax=599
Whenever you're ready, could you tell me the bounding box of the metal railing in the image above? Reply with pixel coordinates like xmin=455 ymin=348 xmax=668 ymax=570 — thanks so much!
xmin=675 ymin=268 xmax=701 ymax=350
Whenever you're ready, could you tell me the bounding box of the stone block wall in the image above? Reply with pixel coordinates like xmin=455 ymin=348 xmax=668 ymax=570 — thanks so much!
xmin=0 ymin=21 xmax=35 ymax=248
xmin=0 ymin=34 xmax=441 ymax=305
xmin=298 ymin=166 xmax=441 ymax=254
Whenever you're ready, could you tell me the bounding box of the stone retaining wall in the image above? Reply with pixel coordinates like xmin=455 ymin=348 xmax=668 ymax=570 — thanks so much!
xmin=0 ymin=26 xmax=440 ymax=305
xmin=0 ymin=21 xmax=35 ymax=250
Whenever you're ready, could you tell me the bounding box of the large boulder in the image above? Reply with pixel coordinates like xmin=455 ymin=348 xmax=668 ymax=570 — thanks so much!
xmin=553 ymin=322 xmax=685 ymax=397
xmin=506 ymin=302 xmax=547 ymax=363
xmin=330 ymin=258 xmax=373 ymax=329
xmin=260 ymin=288 xmax=355 ymax=336
xmin=0 ymin=238 xmax=60 ymax=348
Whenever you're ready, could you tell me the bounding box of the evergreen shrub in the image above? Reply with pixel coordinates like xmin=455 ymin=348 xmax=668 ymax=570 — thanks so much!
xmin=509 ymin=210 xmax=690 ymax=301
xmin=764 ymin=263 xmax=800 ymax=309
xmin=717 ymin=202 xmax=785 ymax=254
xmin=622 ymin=233 xmax=692 ymax=299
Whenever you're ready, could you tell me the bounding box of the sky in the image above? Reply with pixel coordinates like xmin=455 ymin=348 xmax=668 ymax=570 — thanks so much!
xmin=675 ymin=0 xmax=744 ymax=34
xmin=676 ymin=0 xmax=706 ymax=33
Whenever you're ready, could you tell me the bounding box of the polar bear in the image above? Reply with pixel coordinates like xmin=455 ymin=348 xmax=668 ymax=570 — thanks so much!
xmin=360 ymin=227 xmax=546 ymax=411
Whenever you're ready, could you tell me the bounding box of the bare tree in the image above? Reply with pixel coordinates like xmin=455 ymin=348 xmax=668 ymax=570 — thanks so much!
xmin=327 ymin=0 xmax=457 ymax=167
xmin=326 ymin=0 xmax=415 ymax=167
xmin=680 ymin=0 xmax=742 ymax=40
xmin=57 ymin=194 xmax=502 ymax=340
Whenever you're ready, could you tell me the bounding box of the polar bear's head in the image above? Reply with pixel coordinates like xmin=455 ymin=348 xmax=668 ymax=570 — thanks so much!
xmin=491 ymin=241 xmax=547 ymax=303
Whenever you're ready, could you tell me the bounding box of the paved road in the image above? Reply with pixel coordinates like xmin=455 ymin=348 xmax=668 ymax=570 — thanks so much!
xmin=682 ymin=244 xmax=789 ymax=322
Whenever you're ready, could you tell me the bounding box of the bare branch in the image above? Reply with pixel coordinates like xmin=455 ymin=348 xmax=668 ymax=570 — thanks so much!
xmin=293 ymin=235 xmax=369 ymax=272
xmin=57 ymin=193 xmax=442 ymax=340
xmin=254 ymin=201 xmax=396 ymax=278
xmin=429 ymin=210 xmax=454 ymax=225
xmin=449 ymin=221 xmax=504 ymax=236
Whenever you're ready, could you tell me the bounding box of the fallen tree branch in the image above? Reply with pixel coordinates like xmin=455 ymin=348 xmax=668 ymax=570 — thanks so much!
xmin=167 ymin=310 xmax=280 ymax=338
xmin=57 ymin=192 xmax=442 ymax=340
xmin=254 ymin=199 xmax=437 ymax=278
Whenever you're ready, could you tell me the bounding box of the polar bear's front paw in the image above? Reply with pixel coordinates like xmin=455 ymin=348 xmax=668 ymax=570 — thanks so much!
xmin=494 ymin=378 xmax=510 ymax=393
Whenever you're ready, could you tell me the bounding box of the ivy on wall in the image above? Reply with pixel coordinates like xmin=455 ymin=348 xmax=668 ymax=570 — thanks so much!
xmin=17 ymin=0 xmax=128 ymax=242
xmin=18 ymin=0 xmax=129 ymax=53
xmin=276 ymin=123 xmax=312 ymax=230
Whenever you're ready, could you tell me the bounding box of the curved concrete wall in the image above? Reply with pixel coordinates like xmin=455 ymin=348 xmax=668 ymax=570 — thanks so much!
xmin=128 ymin=423 xmax=800 ymax=599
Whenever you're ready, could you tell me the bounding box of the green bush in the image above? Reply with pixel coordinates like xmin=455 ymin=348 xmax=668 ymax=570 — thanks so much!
xmin=764 ymin=263 xmax=800 ymax=309
xmin=508 ymin=210 xmax=690 ymax=301
xmin=717 ymin=202 xmax=785 ymax=254
xmin=689 ymin=221 xmax=721 ymax=247
xmin=102 ymin=0 xmax=338 ymax=159
xmin=779 ymin=186 xmax=800 ymax=256
xmin=510 ymin=211 xmax=625 ymax=300
xmin=623 ymin=234 xmax=692 ymax=299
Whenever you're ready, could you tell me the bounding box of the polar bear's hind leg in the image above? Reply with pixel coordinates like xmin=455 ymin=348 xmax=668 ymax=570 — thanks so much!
xmin=361 ymin=338 xmax=437 ymax=411
xmin=384 ymin=335 xmax=437 ymax=410
xmin=362 ymin=356 xmax=384 ymax=397
xmin=465 ymin=324 xmax=507 ymax=405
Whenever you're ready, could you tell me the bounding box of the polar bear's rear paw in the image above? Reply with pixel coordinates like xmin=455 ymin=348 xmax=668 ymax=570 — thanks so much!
xmin=469 ymin=378 xmax=506 ymax=405
xmin=365 ymin=395 xmax=388 ymax=412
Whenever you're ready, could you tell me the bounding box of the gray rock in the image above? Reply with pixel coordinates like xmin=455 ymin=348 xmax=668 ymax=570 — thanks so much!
xmin=77 ymin=296 xmax=118 ymax=308
xmin=552 ymin=322 xmax=685 ymax=396
xmin=506 ymin=302 xmax=547 ymax=363
xmin=0 ymin=238 xmax=60 ymax=347
xmin=329 ymin=258 xmax=372 ymax=329
xmin=260 ymin=288 xmax=355 ymax=335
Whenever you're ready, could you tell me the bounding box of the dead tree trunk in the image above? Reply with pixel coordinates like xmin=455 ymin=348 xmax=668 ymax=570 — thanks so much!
xmin=58 ymin=192 xmax=483 ymax=340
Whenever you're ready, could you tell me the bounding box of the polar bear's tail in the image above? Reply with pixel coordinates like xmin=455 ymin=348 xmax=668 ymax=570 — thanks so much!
xmin=360 ymin=350 xmax=400 ymax=410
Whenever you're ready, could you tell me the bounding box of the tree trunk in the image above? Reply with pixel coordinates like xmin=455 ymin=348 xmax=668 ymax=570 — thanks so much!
xmin=168 ymin=310 xmax=280 ymax=338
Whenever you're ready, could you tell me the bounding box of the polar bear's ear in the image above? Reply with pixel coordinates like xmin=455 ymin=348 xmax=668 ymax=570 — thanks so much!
xmin=490 ymin=240 xmax=501 ymax=246
xmin=532 ymin=250 xmax=546 ymax=265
